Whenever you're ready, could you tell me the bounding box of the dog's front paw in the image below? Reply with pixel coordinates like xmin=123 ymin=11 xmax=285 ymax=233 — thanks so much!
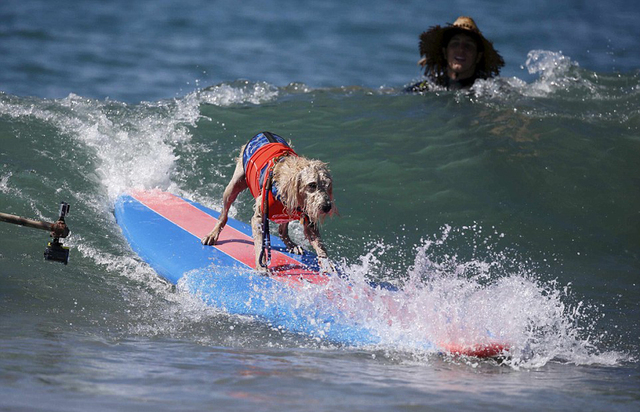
xmin=318 ymin=257 xmax=336 ymax=274
xmin=201 ymin=231 xmax=219 ymax=246
xmin=287 ymin=245 xmax=304 ymax=255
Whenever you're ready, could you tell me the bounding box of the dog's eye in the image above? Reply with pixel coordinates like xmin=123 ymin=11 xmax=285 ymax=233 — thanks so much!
xmin=307 ymin=182 xmax=317 ymax=192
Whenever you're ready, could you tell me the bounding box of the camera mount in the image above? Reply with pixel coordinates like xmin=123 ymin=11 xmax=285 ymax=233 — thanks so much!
xmin=0 ymin=202 xmax=71 ymax=264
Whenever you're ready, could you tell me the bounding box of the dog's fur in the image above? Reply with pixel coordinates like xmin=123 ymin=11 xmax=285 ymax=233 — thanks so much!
xmin=201 ymin=143 xmax=336 ymax=271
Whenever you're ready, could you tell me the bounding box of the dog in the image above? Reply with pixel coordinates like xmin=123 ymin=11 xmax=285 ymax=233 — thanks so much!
xmin=201 ymin=132 xmax=336 ymax=272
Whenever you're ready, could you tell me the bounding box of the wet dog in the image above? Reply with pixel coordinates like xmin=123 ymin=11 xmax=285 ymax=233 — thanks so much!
xmin=201 ymin=132 xmax=336 ymax=272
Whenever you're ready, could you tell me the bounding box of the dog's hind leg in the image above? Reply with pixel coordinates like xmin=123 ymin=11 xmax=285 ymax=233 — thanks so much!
xmin=278 ymin=223 xmax=304 ymax=254
xmin=201 ymin=160 xmax=248 ymax=245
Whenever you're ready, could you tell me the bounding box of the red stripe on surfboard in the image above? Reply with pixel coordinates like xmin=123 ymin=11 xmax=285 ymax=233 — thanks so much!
xmin=130 ymin=190 xmax=329 ymax=285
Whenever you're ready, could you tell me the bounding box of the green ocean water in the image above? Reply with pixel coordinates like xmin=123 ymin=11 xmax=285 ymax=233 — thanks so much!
xmin=2 ymin=63 xmax=638 ymax=351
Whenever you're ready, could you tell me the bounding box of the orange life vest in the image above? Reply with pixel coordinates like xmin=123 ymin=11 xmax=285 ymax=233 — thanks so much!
xmin=243 ymin=132 xmax=303 ymax=224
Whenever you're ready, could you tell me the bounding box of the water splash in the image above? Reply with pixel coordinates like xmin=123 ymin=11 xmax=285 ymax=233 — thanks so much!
xmin=0 ymin=81 xmax=283 ymax=202
xmin=469 ymin=49 xmax=640 ymax=126
xmin=183 ymin=224 xmax=629 ymax=368
xmin=194 ymin=80 xmax=279 ymax=106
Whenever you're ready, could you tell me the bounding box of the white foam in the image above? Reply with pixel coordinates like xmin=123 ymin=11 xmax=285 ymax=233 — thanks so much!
xmin=1 ymin=82 xmax=281 ymax=205
xmin=473 ymin=50 xmax=588 ymax=99
xmin=193 ymin=81 xmax=279 ymax=106
xmin=241 ymin=224 xmax=628 ymax=368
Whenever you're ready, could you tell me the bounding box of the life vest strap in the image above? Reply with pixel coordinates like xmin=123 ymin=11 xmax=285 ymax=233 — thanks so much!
xmin=258 ymin=154 xmax=292 ymax=269
xmin=259 ymin=165 xmax=274 ymax=269
xmin=262 ymin=131 xmax=279 ymax=143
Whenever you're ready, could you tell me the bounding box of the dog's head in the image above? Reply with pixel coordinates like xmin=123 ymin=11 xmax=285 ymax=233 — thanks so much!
xmin=275 ymin=157 xmax=337 ymax=223
xmin=297 ymin=160 xmax=336 ymax=223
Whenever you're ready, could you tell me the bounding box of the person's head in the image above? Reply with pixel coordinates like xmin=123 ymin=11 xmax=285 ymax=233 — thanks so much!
xmin=443 ymin=32 xmax=483 ymax=80
xmin=418 ymin=16 xmax=504 ymax=84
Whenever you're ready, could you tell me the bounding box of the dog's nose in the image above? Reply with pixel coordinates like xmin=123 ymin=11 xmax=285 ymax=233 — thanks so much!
xmin=322 ymin=202 xmax=332 ymax=213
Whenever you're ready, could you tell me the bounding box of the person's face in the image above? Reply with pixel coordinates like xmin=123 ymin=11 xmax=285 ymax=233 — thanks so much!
xmin=443 ymin=33 xmax=483 ymax=79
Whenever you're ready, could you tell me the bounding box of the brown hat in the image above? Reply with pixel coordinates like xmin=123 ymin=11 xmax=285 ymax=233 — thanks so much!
xmin=418 ymin=16 xmax=504 ymax=79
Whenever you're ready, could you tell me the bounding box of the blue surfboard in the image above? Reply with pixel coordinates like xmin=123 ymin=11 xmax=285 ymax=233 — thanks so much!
xmin=115 ymin=190 xmax=507 ymax=357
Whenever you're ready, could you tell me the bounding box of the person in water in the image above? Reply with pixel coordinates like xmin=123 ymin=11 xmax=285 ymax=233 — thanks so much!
xmin=408 ymin=16 xmax=504 ymax=91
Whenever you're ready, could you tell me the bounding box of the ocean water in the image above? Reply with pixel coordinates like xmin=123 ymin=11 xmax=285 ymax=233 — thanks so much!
xmin=1 ymin=0 xmax=639 ymax=411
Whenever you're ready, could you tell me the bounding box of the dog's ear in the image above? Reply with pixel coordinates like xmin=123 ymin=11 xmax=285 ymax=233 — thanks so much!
xmin=325 ymin=176 xmax=339 ymax=217
xmin=276 ymin=164 xmax=303 ymax=211
xmin=294 ymin=173 xmax=306 ymax=207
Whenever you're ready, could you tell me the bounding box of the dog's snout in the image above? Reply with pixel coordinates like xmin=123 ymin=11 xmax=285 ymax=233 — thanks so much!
xmin=322 ymin=201 xmax=332 ymax=213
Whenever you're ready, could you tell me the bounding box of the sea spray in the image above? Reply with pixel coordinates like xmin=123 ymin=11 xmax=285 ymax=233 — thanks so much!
xmin=177 ymin=223 xmax=629 ymax=368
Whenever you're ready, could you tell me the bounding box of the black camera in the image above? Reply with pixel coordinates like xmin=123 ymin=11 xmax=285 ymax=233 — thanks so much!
xmin=44 ymin=238 xmax=70 ymax=265
xmin=43 ymin=202 xmax=70 ymax=265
